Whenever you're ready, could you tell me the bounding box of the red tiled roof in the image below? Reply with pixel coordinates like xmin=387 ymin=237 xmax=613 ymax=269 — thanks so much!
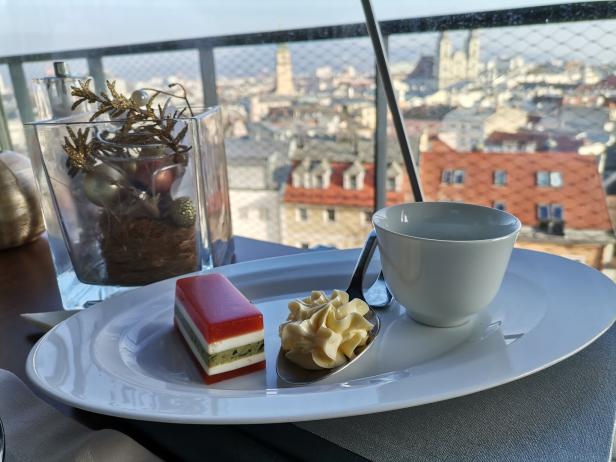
xmin=284 ymin=162 xmax=411 ymax=208
xmin=420 ymin=151 xmax=613 ymax=231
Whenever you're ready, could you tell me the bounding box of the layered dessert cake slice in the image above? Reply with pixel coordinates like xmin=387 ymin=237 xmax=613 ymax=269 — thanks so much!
xmin=174 ymin=273 xmax=265 ymax=384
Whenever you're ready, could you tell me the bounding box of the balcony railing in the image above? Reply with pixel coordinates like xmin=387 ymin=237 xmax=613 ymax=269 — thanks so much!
xmin=1 ymin=2 xmax=615 ymax=273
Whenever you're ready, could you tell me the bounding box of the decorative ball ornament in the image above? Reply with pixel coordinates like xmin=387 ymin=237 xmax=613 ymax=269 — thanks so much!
xmin=83 ymin=163 xmax=126 ymax=207
xmin=169 ymin=197 xmax=196 ymax=228
xmin=130 ymin=89 xmax=150 ymax=107
xmin=0 ymin=151 xmax=45 ymax=250
xmin=134 ymin=158 xmax=176 ymax=194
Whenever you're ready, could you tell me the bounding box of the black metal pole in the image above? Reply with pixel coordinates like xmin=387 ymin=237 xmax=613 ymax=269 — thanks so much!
xmin=361 ymin=0 xmax=424 ymax=202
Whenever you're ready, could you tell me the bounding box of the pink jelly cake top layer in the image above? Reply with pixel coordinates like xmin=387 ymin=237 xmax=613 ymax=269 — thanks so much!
xmin=175 ymin=273 xmax=264 ymax=343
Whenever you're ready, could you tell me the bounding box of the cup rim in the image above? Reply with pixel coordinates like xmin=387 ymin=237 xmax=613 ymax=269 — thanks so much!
xmin=372 ymin=201 xmax=522 ymax=244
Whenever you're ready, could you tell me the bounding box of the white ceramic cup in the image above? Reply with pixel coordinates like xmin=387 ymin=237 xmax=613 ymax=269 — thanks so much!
xmin=373 ymin=202 xmax=521 ymax=327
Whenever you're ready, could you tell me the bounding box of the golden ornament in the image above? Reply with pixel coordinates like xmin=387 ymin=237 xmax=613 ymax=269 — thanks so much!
xmin=0 ymin=151 xmax=45 ymax=250
xmin=82 ymin=163 xmax=127 ymax=207
xmin=169 ymin=197 xmax=196 ymax=228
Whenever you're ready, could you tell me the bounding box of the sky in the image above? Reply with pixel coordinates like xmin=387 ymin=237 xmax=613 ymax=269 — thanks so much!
xmin=0 ymin=0 xmax=586 ymax=57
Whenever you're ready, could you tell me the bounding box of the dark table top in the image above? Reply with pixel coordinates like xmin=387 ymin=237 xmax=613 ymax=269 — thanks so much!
xmin=0 ymin=236 xmax=359 ymax=461
xmin=2 ymin=236 xmax=615 ymax=462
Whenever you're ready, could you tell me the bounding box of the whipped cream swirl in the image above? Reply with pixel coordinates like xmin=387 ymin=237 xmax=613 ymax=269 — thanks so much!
xmin=279 ymin=290 xmax=374 ymax=370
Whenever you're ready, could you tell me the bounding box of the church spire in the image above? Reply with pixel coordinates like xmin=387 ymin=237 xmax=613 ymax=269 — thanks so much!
xmin=465 ymin=30 xmax=480 ymax=81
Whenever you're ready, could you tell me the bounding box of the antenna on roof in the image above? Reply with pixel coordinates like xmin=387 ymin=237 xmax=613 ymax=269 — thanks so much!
xmin=360 ymin=0 xmax=424 ymax=202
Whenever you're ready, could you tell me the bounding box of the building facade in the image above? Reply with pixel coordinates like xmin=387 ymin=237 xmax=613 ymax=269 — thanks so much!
xmin=225 ymin=138 xmax=290 ymax=242
xmin=420 ymin=143 xmax=614 ymax=269
xmin=440 ymin=107 xmax=528 ymax=151
xmin=280 ymin=139 xmax=411 ymax=249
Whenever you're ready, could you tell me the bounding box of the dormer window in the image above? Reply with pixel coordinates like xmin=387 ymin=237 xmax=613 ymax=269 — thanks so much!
xmin=312 ymin=159 xmax=332 ymax=189
xmin=536 ymin=171 xmax=562 ymax=187
xmin=292 ymin=157 xmax=313 ymax=188
xmin=442 ymin=169 xmax=465 ymax=185
xmin=386 ymin=161 xmax=403 ymax=192
xmin=493 ymin=170 xmax=507 ymax=186
xmin=343 ymin=160 xmax=365 ymax=190
xmin=453 ymin=170 xmax=466 ymax=184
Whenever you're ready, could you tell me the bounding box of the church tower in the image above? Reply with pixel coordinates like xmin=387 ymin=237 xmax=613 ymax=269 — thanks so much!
xmin=275 ymin=43 xmax=295 ymax=96
xmin=436 ymin=32 xmax=452 ymax=90
xmin=465 ymin=30 xmax=480 ymax=81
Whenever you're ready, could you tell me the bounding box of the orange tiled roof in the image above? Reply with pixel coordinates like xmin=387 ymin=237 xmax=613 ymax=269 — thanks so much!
xmin=283 ymin=162 xmax=411 ymax=208
xmin=420 ymin=150 xmax=613 ymax=231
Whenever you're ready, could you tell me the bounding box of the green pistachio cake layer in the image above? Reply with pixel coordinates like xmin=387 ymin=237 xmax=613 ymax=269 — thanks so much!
xmin=175 ymin=312 xmax=265 ymax=368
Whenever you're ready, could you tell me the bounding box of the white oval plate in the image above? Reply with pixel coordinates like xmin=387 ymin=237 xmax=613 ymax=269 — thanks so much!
xmin=27 ymin=249 xmax=616 ymax=424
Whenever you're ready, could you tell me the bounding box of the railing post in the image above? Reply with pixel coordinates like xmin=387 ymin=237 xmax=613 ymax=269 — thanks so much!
xmin=8 ymin=62 xmax=34 ymax=124
xmin=87 ymin=56 xmax=107 ymax=93
xmin=8 ymin=62 xmax=38 ymax=155
xmin=374 ymin=35 xmax=389 ymax=211
xmin=198 ymin=45 xmax=219 ymax=107
xmin=0 ymin=93 xmax=13 ymax=151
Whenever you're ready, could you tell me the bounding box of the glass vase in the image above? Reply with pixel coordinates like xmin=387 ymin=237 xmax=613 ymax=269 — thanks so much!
xmin=27 ymin=107 xmax=234 ymax=309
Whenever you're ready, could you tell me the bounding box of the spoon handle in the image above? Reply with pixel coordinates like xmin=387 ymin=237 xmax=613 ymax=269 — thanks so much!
xmin=346 ymin=230 xmax=378 ymax=301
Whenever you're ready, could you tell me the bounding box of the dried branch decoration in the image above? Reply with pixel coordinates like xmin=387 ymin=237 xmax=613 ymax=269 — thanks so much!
xmin=63 ymin=79 xmax=194 ymax=176
xmin=62 ymin=126 xmax=96 ymax=176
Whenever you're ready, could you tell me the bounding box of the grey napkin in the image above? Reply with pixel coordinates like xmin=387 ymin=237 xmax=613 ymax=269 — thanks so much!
xmin=0 ymin=370 xmax=161 ymax=462
xmin=296 ymin=325 xmax=616 ymax=462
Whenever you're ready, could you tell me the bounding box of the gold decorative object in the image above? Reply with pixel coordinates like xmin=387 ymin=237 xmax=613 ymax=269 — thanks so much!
xmin=0 ymin=151 xmax=45 ymax=250
xmin=169 ymin=197 xmax=196 ymax=228
xmin=55 ymin=79 xmax=199 ymax=285
xmin=28 ymin=79 xmax=234 ymax=309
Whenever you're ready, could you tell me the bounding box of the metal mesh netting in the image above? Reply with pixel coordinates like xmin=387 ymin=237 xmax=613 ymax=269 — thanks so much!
xmin=102 ymin=50 xmax=203 ymax=105
xmin=215 ymin=37 xmax=376 ymax=248
xmin=385 ymin=20 xmax=616 ymax=273
xmin=1 ymin=16 xmax=615 ymax=273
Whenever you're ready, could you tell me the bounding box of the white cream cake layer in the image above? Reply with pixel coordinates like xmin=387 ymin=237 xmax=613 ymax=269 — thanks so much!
xmin=175 ymin=313 xmax=265 ymax=375
xmin=174 ymin=300 xmax=264 ymax=354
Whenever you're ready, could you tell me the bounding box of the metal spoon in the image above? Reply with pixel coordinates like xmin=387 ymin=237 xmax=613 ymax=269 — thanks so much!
xmin=276 ymin=230 xmax=392 ymax=385
xmin=0 ymin=415 xmax=5 ymax=462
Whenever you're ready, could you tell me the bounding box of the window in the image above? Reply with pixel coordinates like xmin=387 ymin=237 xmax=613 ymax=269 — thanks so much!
xmin=537 ymin=171 xmax=562 ymax=187
xmin=297 ymin=207 xmax=308 ymax=221
xmin=551 ymin=204 xmax=564 ymax=221
xmin=300 ymin=242 xmax=310 ymax=249
xmin=441 ymin=169 xmax=453 ymax=184
xmin=314 ymin=175 xmax=324 ymax=188
xmin=493 ymin=201 xmax=506 ymax=211
xmin=326 ymin=208 xmax=336 ymax=222
xmin=259 ymin=208 xmax=270 ymax=221
xmin=349 ymin=175 xmax=358 ymax=190
xmin=387 ymin=177 xmax=397 ymax=191
xmin=550 ymin=172 xmax=563 ymax=187
xmin=536 ymin=171 xmax=550 ymax=186
xmin=453 ymin=169 xmax=466 ymax=184
xmin=493 ymin=170 xmax=507 ymax=186
xmin=537 ymin=204 xmax=550 ymax=220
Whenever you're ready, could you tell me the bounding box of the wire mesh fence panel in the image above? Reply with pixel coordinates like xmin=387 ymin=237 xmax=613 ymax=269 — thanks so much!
xmin=1 ymin=10 xmax=614 ymax=269
xmin=102 ymin=50 xmax=203 ymax=106
xmin=387 ymin=19 xmax=616 ymax=276
xmin=215 ymin=37 xmax=376 ymax=248
xmin=0 ymin=64 xmax=27 ymax=152
xmin=1 ymin=59 xmax=88 ymax=152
